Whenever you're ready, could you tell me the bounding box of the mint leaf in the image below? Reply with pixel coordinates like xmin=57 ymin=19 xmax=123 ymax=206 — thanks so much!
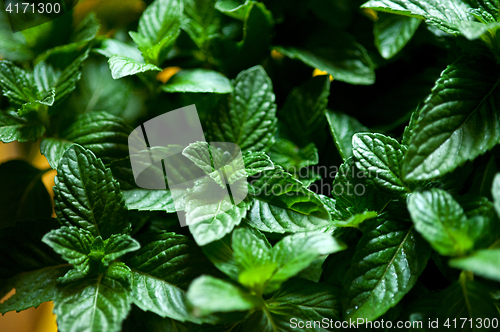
xmin=279 ymin=76 xmax=330 ymax=147
xmin=102 ymin=234 xmax=140 ymax=266
xmin=0 ymin=111 xmax=45 ymax=143
xmin=492 ymin=173 xmax=500 ymax=217
xmin=201 ymin=235 xmax=240 ymax=280
xmin=361 ymin=0 xmax=472 ymax=35
xmin=352 ymin=133 xmax=410 ymax=195
xmin=243 ymin=151 xmax=275 ymax=176
xmin=0 ymin=60 xmax=35 ymax=105
xmin=54 ymin=145 xmax=129 ymax=239
xmin=42 ymin=226 xmax=93 ymax=273
xmin=449 ymin=249 xmax=500 ymax=282
xmin=187 ymin=275 xmax=259 ymax=316
xmin=129 ymin=0 xmax=183 ymax=65
xmin=161 ymin=69 xmax=232 ymax=93
xmin=0 ymin=266 xmax=70 ymax=314
xmin=209 ymin=65 xmax=277 ymax=152
xmin=403 ymin=57 xmax=500 ymax=181
xmin=108 ymin=55 xmax=161 ymax=80
xmin=344 ymin=218 xmax=430 ymax=321
xmin=326 ymin=110 xmax=369 ymax=161
xmin=269 ymin=138 xmax=318 ymax=170
xmin=41 ymin=111 xmax=132 ymax=169
xmin=374 ymin=13 xmax=421 ymax=59
xmin=408 ymin=189 xmax=475 ymax=256
xmin=54 ymin=262 xmax=132 ymax=332
xmin=122 ymin=189 xmax=176 ymax=212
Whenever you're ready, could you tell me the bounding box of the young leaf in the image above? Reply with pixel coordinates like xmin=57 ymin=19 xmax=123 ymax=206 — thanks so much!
xmin=108 ymin=55 xmax=161 ymax=79
xmin=161 ymin=69 xmax=232 ymax=94
xmin=0 ymin=60 xmax=36 ymax=106
xmin=185 ymin=178 xmax=247 ymax=246
xmin=408 ymin=189 xmax=475 ymax=256
xmin=243 ymin=151 xmax=275 ymax=176
xmin=209 ymin=65 xmax=277 ymax=153
xmin=352 ymin=133 xmax=410 ymax=195
xmin=343 ymin=218 xmax=430 ymax=321
xmin=232 ymin=227 xmax=271 ymax=272
xmin=102 ymin=234 xmax=140 ymax=266
xmin=186 ymin=275 xmax=259 ymax=316
xmin=53 ymin=144 xmax=129 ymax=239
xmin=449 ymin=249 xmax=500 ymax=282
xmin=122 ymin=189 xmax=176 ymax=212
xmin=361 ymin=0 xmax=472 ymax=35
xmin=129 ymin=0 xmax=183 ymax=65
xmin=42 ymin=226 xmax=94 ymax=273
xmin=374 ymin=13 xmax=421 ymax=59
xmin=326 ymin=110 xmax=369 ymax=161
xmin=54 ymin=262 xmax=132 ymax=332
xmin=201 ymin=235 xmax=239 ymax=280
xmin=402 ymin=56 xmax=500 ymax=181
xmin=278 ymin=76 xmax=330 ymax=147
xmin=269 ymin=138 xmax=318 ymax=170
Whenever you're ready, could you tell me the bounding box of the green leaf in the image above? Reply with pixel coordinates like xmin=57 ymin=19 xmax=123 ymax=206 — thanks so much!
xmin=352 ymin=133 xmax=410 ymax=195
xmin=129 ymin=0 xmax=183 ymax=64
xmin=269 ymin=138 xmax=318 ymax=170
xmin=232 ymin=227 xmax=271 ymax=272
xmin=122 ymin=231 xmax=210 ymax=322
xmin=344 ymin=218 xmax=430 ymax=321
xmin=408 ymin=189 xmax=475 ymax=256
xmin=0 ymin=265 xmax=70 ymax=314
xmin=279 ymin=76 xmax=330 ymax=147
xmin=274 ymin=35 xmax=375 ymax=86
xmin=374 ymin=13 xmax=421 ymax=59
xmin=326 ymin=110 xmax=369 ymax=161
xmin=209 ymin=65 xmax=277 ymax=153
xmin=449 ymin=249 xmax=500 ymax=282
xmin=96 ymin=39 xmax=145 ymax=62
xmin=0 ymin=160 xmax=52 ymax=227
xmin=181 ymin=0 xmax=220 ymax=49
xmin=42 ymin=226 xmax=93 ymax=273
xmin=402 ymin=58 xmax=500 ymax=182
xmin=40 ymin=111 xmax=132 ymax=169
xmin=17 ymin=88 xmax=55 ymax=116
xmin=215 ymin=0 xmax=251 ymax=20
xmin=201 ymin=235 xmax=240 ymax=280
xmin=185 ymin=178 xmax=247 ymax=246
xmin=457 ymin=20 xmax=500 ymax=40
xmin=246 ymin=200 xmax=332 ymax=234
xmin=361 ymin=0 xmax=473 ymax=35
xmin=102 ymin=234 xmax=140 ymax=266
xmin=122 ymin=189 xmax=176 ymax=212
xmin=0 ymin=60 xmax=36 ymax=105
xmin=0 ymin=110 xmax=45 ymax=143
xmin=53 ymin=145 xmax=129 ymax=239
xmin=266 ymin=232 xmax=346 ymax=293
xmin=492 ymin=173 xmax=500 ymax=217
xmin=161 ymin=69 xmax=232 ymax=93
xmin=108 ymin=55 xmax=161 ymax=79
xmin=249 ymin=166 xmax=331 ymax=221
xmin=186 ymin=275 xmax=259 ymax=316
xmin=243 ymin=151 xmax=275 ymax=176
xmin=54 ymin=262 xmax=132 ymax=332
xmin=332 ymin=211 xmax=378 ymax=228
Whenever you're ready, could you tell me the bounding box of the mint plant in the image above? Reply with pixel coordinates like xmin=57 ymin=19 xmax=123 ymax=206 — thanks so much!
xmin=1 ymin=0 xmax=500 ymax=331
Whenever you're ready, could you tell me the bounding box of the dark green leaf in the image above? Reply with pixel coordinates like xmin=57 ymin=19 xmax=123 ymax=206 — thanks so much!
xmin=374 ymin=13 xmax=421 ymax=59
xmin=326 ymin=110 xmax=369 ymax=161
xmin=0 ymin=111 xmax=45 ymax=143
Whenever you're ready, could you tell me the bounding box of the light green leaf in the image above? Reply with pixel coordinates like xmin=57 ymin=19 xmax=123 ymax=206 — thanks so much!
xmin=42 ymin=226 xmax=93 ymax=273
xmin=54 ymin=262 xmax=132 ymax=332
xmin=326 ymin=110 xmax=369 ymax=161
xmin=96 ymin=39 xmax=144 ymax=62
xmin=402 ymin=59 xmax=500 ymax=181
xmin=332 ymin=211 xmax=378 ymax=228
xmin=344 ymin=219 xmax=430 ymax=321
xmin=274 ymin=38 xmax=375 ymax=85
xmin=361 ymin=0 xmax=473 ymax=35
xmin=41 ymin=111 xmax=132 ymax=169
xmin=122 ymin=189 xmax=176 ymax=212
xmin=201 ymin=235 xmax=240 ymax=280
xmin=249 ymin=166 xmax=331 ymax=221
xmin=449 ymin=249 xmax=500 ymax=282
xmin=182 ymin=141 xmax=214 ymax=174
xmin=492 ymin=173 xmax=500 ymax=217
xmin=215 ymin=0 xmax=250 ymax=20
xmin=209 ymin=65 xmax=277 ymax=153
xmin=0 ymin=111 xmax=45 ymax=143
xmin=108 ymin=55 xmax=161 ymax=79
xmin=162 ymin=69 xmax=232 ymax=93
xmin=0 ymin=266 xmax=70 ymax=314
xmin=352 ymin=133 xmax=410 ymax=195
xmin=246 ymin=200 xmax=332 ymax=234
xmin=186 ymin=178 xmax=247 ymax=246
xmin=53 ymin=145 xmax=129 ymax=239
xmin=243 ymin=151 xmax=275 ymax=176
xmin=408 ymin=189 xmax=475 ymax=256
xmin=129 ymin=0 xmax=183 ymax=64
xmin=232 ymin=227 xmax=271 ymax=271
xmin=279 ymin=76 xmax=330 ymax=147
xmin=374 ymin=13 xmax=421 ymax=59
xmin=186 ymin=275 xmax=259 ymax=316
xmin=457 ymin=20 xmax=500 ymax=40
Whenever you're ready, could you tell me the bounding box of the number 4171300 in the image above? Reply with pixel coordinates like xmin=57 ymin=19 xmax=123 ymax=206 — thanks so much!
xmin=5 ymin=2 xmax=61 ymax=14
